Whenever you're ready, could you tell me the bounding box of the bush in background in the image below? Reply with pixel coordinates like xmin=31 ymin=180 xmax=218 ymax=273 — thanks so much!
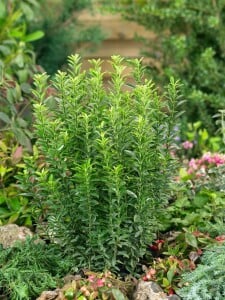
xmin=30 ymin=0 xmax=105 ymax=74
xmin=0 ymin=0 xmax=44 ymax=149
xmin=101 ymin=0 xmax=225 ymax=134
xmin=19 ymin=55 xmax=180 ymax=273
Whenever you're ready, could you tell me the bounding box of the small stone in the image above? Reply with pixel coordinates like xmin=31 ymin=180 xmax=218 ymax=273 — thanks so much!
xmin=0 ymin=224 xmax=33 ymax=248
xmin=133 ymin=281 xmax=168 ymax=300
xmin=166 ymin=295 xmax=181 ymax=300
xmin=36 ymin=290 xmax=59 ymax=300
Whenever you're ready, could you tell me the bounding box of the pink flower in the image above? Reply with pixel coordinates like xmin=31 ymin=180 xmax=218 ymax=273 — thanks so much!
xmin=188 ymin=158 xmax=198 ymax=170
xmin=96 ymin=278 xmax=105 ymax=287
xmin=182 ymin=141 xmax=194 ymax=150
xmin=88 ymin=275 xmax=95 ymax=283
xmin=213 ymin=154 xmax=225 ymax=166
xmin=215 ymin=235 xmax=225 ymax=242
xmin=201 ymin=152 xmax=212 ymax=164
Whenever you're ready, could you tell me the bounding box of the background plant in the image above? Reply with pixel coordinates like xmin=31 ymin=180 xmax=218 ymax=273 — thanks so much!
xmin=30 ymin=0 xmax=105 ymax=74
xmin=174 ymin=121 xmax=222 ymax=159
xmin=0 ymin=0 xmax=44 ymax=149
xmin=0 ymin=132 xmax=33 ymax=226
xmin=19 ymin=54 xmax=180 ymax=273
xmin=100 ymin=0 xmax=225 ymax=134
xmin=160 ymin=152 xmax=225 ymax=235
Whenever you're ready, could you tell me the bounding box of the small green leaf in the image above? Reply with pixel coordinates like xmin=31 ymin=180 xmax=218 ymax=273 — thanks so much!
xmin=64 ymin=288 xmax=75 ymax=300
xmin=7 ymin=198 xmax=21 ymax=212
xmin=0 ymin=45 xmax=10 ymax=56
xmin=0 ymin=112 xmax=11 ymax=124
xmin=8 ymin=213 xmax=20 ymax=223
xmin=111 ymin=288 xmax=127 ymax=300
xmin=0 ymin=1 xmax=6 ymax=18
xmin=185 ymin=231 xmax=198 ymax=248
xmin=167 ymin=265 xmax=176 ymax=284
xmin=77 ymin=296 xmax=87 ymax=300
xmin=23 ymin=30 xmax=44 ymax=42
xmin=162 ymin=277 xmax=170 ymax=287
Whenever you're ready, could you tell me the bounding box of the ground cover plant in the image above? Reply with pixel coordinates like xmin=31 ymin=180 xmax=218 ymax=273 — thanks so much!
xmin=142 ymin=228 xmax=221 ymax=295
xmin=19 ymin=54 xmax=181 ymax=274
xmin=0 ymin=237 xmax=73 ymax=300
xmin=177 ymin=241 xmax=225 ymax=299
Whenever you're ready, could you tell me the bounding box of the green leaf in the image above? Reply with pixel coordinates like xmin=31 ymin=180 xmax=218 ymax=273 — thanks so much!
xmin=8 ymin=213 xmax=20 ymax=223
xmin=77 ymin=296 xmax=87 ymax=300
xmin=0 ymin=112 xmax=11 ymax=124
xmin=23 ymin=30 xmax=44 ymax=42
xmin=0 ymin=45 xmax=11 ymax=56
xmin=111 ymin=288 xmax=127 ymax=300
xmin=167 ymin=265 xmax=176 ymax=284
xmin=7 ymin=198 xmax=21 ymax=212
xmin=162 ymin=277 xmax=170 ymax=287
xmin=0 ymin=1 xmax=6 ymax=18
xmin=0 ymin=207 xmax=10 ymax=216
xmin=64 ymin=288 xmax=75 ymax=300
xmin=185 ymin=231 xmax=198 ymax=248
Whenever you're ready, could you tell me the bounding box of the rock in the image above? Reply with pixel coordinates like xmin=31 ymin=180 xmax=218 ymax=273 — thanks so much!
xmin=36 ymin=290 xmax=60 ymax=300
xmin=167 ymin=295 xmax=181 ymax=300
xmin=0 ymin=224 xmax=33 ymax=248
xmin=133 ymin=281 xmax=168 ymax=300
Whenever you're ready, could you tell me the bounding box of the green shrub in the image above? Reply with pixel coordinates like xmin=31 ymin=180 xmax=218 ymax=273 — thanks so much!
xmin=19 ymin=55 xmax=180 ymax=273
xmin=0 ymin=237 xmax=72 ymax=300
xmin=101 ymin=0 xmax=225 ymax=133
xmin=177 ymin=242 xmax=225 ymax=300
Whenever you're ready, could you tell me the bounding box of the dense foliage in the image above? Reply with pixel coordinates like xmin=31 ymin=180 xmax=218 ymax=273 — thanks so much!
xmin=0 ymin=0 xmax=44 ymax=149
xmin=0 ymin=238 xmax=72 ymax=300
xmin=0 ymin=133 xmax=33 ymax=226
xmin=101 ymin=0 xmax=225 ymax=133
xmin=19 ymin=55 xmax=180 ymax=273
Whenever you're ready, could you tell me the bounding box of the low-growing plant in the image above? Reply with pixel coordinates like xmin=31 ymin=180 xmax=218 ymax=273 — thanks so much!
xmin=177 ymin=241 xmax=225 ymax=300
xmin=160 ymin=151 xmax=225 ymax=234
xmin=62 ymin=270 xmax=132 ymax=300
xmin=143 ymin=228 xmax=218 ymax=295
xmin=0 ymin=237 xmax=73 ymax=300
xmin=19 ymin=54 xmax=181 ymax=273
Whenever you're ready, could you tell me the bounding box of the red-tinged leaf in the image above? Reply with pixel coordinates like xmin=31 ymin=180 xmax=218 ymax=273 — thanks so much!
xmin=12 ymin=146 xmax=23 ymax=164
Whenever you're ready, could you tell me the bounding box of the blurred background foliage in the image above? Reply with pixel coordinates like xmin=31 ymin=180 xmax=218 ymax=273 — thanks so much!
xmin=100 ymin=0 xmax=225 ymax=134
xmin=0 ymin=0 xmax=43 ymax=150
xmin=29 ymin=0 xmax=105 ymax=74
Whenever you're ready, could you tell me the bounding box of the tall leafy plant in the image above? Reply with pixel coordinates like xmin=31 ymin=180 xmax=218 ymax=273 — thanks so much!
xmin=19 ymin=55 xmax=180 ymax=273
